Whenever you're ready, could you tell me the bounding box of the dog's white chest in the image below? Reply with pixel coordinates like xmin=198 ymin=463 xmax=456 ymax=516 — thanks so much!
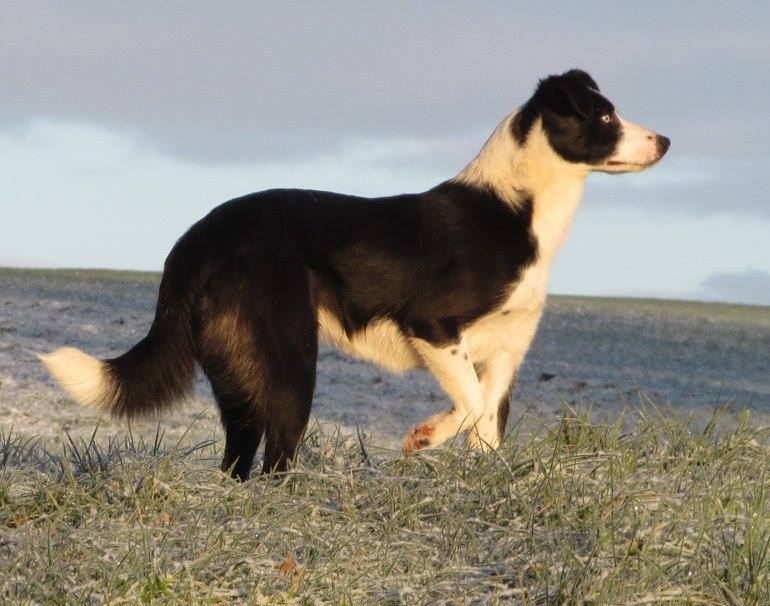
xmin=465 ymin=262 xmax=548 ymax=360
xmin=500 ymin=262 xmax=549 ymax=313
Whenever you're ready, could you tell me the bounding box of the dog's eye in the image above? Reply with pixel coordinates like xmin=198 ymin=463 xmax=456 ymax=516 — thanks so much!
xmin=600 ymin=114 xmax=612 ymax=123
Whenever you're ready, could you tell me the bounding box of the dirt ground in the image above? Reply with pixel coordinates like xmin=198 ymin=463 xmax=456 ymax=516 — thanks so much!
xmin=1 ymin=268 xmax=768 ymax=451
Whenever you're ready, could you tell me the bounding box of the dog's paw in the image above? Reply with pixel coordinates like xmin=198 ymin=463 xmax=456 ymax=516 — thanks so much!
xmin=466 ymin=428 xmax=482 ymax=450
xmin=466 ymin=428 xmax=499 ymax=452
xmin=403 ymin=424 xmax=434 ymax=455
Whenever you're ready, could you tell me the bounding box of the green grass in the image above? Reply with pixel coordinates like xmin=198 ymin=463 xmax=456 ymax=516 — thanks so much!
xmin=2 ymin=408 xmax=770 ymax=605
xmin=0 ymin=266 xmax=161 ymax=285
xmin=549 ymin=295 xmax=770 ymax=327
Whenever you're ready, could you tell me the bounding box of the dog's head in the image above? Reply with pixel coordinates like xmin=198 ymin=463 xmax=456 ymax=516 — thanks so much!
xmin=513 ymin=69 xmax=670 ymax=173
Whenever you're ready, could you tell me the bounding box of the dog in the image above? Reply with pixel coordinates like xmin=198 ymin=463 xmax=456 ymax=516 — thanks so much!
xmin=39 ymin=69 xmax=669 ymax=480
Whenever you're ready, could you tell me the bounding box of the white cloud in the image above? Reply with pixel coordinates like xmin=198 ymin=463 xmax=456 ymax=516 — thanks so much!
xmin=700 ymin=269 xmax=770 ymax=306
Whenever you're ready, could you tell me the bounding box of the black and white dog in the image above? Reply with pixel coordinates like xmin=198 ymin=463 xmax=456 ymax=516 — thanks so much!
xmin=40 ymin=69 xmax=669 ymax=480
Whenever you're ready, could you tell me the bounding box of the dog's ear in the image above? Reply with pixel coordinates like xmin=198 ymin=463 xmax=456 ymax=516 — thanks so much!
xmin=537 ymin=69 xmax=597 ymax=120
xmin=562 ymin=69 xmax=599 ymax=92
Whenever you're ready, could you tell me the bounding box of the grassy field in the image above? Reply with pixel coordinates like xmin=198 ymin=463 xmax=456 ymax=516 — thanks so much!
xmin=2 ymin=267 xmax=769 ymax=603
xmin=0 ymin=266 xmax=162 ymax=285
xmin=2 ymin=407 xmax=769 ymax=605
xmin=549 ymin=295 xmax=770 ymax=328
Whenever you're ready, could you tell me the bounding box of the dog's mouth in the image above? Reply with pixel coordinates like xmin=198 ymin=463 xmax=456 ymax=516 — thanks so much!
xmin=596 ymin=158 xmax=661 ymax=174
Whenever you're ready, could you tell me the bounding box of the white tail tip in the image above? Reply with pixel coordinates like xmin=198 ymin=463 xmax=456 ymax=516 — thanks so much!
xmin=38 ymin=347 xmax=114 ymax=409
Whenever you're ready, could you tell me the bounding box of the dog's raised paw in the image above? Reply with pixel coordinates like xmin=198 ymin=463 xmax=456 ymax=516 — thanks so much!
xmin=403 ymin=423 xmax=434 ymax=455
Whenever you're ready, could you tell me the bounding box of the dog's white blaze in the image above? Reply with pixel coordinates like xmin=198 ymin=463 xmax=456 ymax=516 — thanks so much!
xmin=604 ymin=116 xmax=661 ymax=170
xmin=37 ymin=347 xmax=114 ymax=409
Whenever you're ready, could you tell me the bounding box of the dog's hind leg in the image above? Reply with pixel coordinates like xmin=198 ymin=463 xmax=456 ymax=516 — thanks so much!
xmin=195 ymin=294 xmax=269 ymax=481
xmin=260 ymin=270 xmax=318 ymax=474
xmin=238 ymin=252 xmax=318 ymax=475
xmin=195 ymin=252 xmax=317 ymax=477
xmin=261 ymin=268 xmax=318 ymax=473
xmin=218 ymin=394 xmax=265 ymax=481
xmin=261 ymin=375 xmax=315 ymax=474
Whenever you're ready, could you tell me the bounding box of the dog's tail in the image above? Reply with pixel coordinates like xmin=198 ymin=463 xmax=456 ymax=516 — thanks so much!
xmin=39 ymin=253 xmax=197 ymax=418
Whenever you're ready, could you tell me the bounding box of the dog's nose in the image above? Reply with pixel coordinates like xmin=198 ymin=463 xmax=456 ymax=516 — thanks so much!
xmin=656 ymin=135 xmax=671 ymax=155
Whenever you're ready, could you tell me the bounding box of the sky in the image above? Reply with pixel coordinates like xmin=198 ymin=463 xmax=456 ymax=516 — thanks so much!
xmin=2 ymin=2 xmax=769 ymax=305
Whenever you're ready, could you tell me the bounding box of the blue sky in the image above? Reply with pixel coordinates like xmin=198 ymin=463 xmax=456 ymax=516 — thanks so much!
xmin=2 ymin=2 xmax=769 ymax=305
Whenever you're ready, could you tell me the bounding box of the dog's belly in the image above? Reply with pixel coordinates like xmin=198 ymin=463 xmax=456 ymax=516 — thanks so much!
xmin=315 ymin=264 xmax=548 ymax=373
xmin=317 ymin=308 xmax=422 ymax=373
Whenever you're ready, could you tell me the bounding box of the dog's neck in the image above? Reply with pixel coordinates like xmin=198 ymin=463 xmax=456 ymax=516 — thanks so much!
xmin=453 ymin=111 xmax=589 ymax=262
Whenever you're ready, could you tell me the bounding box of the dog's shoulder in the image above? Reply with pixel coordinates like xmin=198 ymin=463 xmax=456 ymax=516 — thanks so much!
xmin=419 ymin=181 xmax=538 ymax=269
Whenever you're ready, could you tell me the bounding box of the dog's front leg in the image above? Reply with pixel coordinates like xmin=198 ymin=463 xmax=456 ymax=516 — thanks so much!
xmin=467 ymin=351 xmax=518 ymax=450
xmin=403 ymin=336 xmax=485 ymax=454
xmin=468 ymin=311 xmax=542 ymax=449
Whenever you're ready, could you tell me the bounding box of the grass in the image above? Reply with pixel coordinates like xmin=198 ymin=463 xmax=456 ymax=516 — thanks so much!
xmin=2 ymin=408 xmax=770 ymax=605
xmin=0 ymin=266 xmax=161 ymax=285
xmin=549 ymin=295 xmax=770 ymax=328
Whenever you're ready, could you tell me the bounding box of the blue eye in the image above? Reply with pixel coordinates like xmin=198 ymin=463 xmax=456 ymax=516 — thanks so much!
xmin=601 ymin=114 xmax=612 ymax=123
